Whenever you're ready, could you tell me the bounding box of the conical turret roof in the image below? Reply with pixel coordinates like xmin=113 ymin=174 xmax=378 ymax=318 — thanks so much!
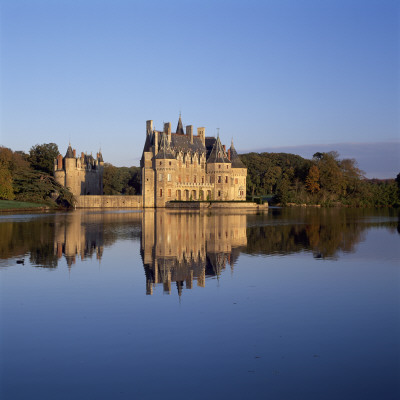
xmin=65 ymin=144 xmax=74 ymax=158
xmin=155 ymin=132 xmax=175 ymax=159
xmin=206 ymin=136 xmax=230 ymax=164
xmin=229 ymin=141 xmax=246 ymax=168
xmin=176 ymin=115 xmax=184 ymax=135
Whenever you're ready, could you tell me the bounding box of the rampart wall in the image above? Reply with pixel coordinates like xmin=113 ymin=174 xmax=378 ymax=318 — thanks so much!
xmin=75 ymin=195 xmax=142 ymax=208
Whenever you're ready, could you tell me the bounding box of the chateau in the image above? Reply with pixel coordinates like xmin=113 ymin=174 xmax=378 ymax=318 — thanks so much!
xmin=54 ymin=145 xmax=104 ymax=196
xmin=141 ymin=116 xmax=247 ymax=207
xmin=54 ymin=116 xmax=248 ymax=208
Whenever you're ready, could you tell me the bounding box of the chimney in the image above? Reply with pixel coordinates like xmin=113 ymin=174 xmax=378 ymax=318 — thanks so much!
xmin=223 ymin=145 xmax=226 ymax=153
xmin=73 ymin=149 xmax=76 ymax=158
xmin=228 ymin=149 xmax=231 ymax=160
xmin=57 ymin=154 xmax=63 ymax=170
xmin=146 ymin=120 xmax=153 ymax=135
xmin=186 ymin=125 xmax=193 ymax=144
xmin=164 ymin=122 xmax=171 ymax=143
xmin=154 ymin=131 xmax=158 ymax=155
xmin=197 ymin=127 xmax=205 ymax=147
xmin=81 ymin=152 xmax=85 ymax=159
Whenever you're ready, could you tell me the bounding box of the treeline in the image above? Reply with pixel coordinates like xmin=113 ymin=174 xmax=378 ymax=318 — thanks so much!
xmin=240 ymin=151 xmax=400 ymax=207
xmin=0 ymin=144 xmax=74 ymax=207
xmin=103 ymin=164 xmax=141 ymax=195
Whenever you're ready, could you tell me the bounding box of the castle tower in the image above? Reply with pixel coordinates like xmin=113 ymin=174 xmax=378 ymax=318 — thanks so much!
xmin=229 ymin=140 xmax=247 ymax=200
xmin=154 ymin=132 xmax=176 ymax=207
xmin=206 ymin=136 xmax=231 ymax=200
xmin=54 ymin=144 xmax=104 ymax=196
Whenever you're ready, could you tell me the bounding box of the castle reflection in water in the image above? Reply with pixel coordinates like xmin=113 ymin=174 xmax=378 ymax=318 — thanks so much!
xmin=51 ymin=210 xmax=247 ymax=295
xmin=2 ymin=208 xmax=396 ymax=296
xmin=141 ymin=211 xmax=247 ymax=295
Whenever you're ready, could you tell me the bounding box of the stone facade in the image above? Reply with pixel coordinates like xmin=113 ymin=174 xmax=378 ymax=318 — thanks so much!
xmin=54 ymin=145 xmax=104 ymax=196
xmin=141 ymin=117 xmax=247 ymax=207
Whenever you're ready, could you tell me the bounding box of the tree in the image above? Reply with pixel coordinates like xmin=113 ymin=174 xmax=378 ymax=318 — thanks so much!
xmin=306 ymin=165 xmax=320 ymax=194
xmin=275 ymin=173 xmax=291 ymax=205
xmin=28 ymin=143 xmax=59 ymax=175
xmin=0 ymin=166 xmax=14 ymax=200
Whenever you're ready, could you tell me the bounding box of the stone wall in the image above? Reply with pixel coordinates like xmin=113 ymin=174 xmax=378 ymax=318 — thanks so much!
xmin=75 ymin=195 xmax=142 ymax=208
xmin=165 ymin=201 xmax=268 ymax=210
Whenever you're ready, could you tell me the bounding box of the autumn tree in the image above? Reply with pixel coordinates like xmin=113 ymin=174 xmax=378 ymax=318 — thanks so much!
xmin=306 ymin=165 xmax=320 ymax=194
xmin=0 ymin=167 xmax=14 ymax=200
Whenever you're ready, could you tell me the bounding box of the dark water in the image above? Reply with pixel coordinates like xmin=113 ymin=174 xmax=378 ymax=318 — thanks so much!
xmin=0 ymin=208 xmax=399 ymax=400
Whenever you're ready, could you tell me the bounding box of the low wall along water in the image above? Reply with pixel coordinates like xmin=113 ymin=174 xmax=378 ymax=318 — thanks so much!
xmin=75 ymin=195 xmax=142 ymax=208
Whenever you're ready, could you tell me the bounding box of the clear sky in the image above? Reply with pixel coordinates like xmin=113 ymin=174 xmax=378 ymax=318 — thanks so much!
xmin=1 ymin=0 xmax=399 ymax=178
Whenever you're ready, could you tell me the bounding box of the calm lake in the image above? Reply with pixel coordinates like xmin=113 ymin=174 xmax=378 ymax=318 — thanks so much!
xmin=1 ymin=208 xmax=399 ymax=400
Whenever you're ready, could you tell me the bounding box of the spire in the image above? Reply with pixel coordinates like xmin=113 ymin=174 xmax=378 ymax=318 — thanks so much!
xmin=176 ymin=115 xmax=184 ymax=135
xmin=97 ymin=149 xmax=104 ymax=162
xmin=155 ymin=132 xmax=175 ymax=159
xmin=229 ymin=140 xmax=246 ymax=168
xmin=207 ymin=136 xmax=230 ymax=164
xmin=65 ymin=144 xmax=74 ymax=158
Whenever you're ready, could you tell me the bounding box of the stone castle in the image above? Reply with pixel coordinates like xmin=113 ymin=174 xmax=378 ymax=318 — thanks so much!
xmin=141 ymin=116 xmax=247 ymax=207
xmin=54 ymin=144 xmax=104 ymax=196
xmin=54 ymin=116 xmax=247 ymax=208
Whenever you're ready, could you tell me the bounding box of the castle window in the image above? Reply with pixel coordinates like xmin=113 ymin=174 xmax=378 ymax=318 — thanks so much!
xmin=160 ymin=161 xmax=162 ymax=165
xmin=218 ymin=165 xmax=221 ymax=169
xmin=218 ymin=191 xmax=221 ymax=197
xmin=160 ymin=189 xmax=163 ymax=197
xmin=218 ymin=176 xmax=221 ymax=183
xmin=169 ymin=161 xmax=172 ymax=166
xmin=202 ymin=176 xmax=204 ymax=184
xmin=225 ymin=176 xmax=228 ymax=183
xmin=226 ymin=165 xmax=229 ymax=169
xmin=159 ymin=173 xmax=163 ymax=182
xmin=194 ymin=175 xmax=197 ymax=183
xmin=167 ymin=174 xmax=171 ymax=182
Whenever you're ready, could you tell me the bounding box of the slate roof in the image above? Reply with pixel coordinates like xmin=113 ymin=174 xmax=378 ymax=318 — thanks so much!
xmin=207 ymin=136 xmax=230 ymax=164
xmin=230 ymin=142 xmax=246 ymax=168
xmin=170 ymin=133 xmax=205 ymax=154
xmin=176 ymin=116 xmax=185 ymax=135
xmin=65 ymin=144 xmax=74 ymax=158
xmin=155 ymin=132 xmax=175 ymax=159
xmin=205 ymin=137 xmax=216 ymax=157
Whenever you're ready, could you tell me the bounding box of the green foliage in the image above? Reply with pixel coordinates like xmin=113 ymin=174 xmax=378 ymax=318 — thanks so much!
xmin=0 ymin=145 xmax=74 ymax=208
xmin=103 ymin=163 xmax=141 ymax=195
xmin=28 ymin=143 xmax=59 ymax=175
xmin=241 ymin=151 xmax=399 ymax=207
xmin=0 ymin=167 xmax=14 ymax=200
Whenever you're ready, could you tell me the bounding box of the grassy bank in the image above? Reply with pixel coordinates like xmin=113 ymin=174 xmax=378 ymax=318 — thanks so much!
xmin=0 ymin=199 xmax=49 ymax=210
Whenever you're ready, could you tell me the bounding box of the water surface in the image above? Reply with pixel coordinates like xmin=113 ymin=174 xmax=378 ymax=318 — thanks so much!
xmin=1 ymin=208 xmax=399 ymax=399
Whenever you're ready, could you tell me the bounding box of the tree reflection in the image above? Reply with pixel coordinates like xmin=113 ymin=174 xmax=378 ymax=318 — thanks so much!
xmin=0 ymin=208 xmax=398 ymax=295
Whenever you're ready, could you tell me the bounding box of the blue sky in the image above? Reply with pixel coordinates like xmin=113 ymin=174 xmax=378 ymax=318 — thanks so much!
xmin=1 ymin=0 xmax=399 ymax=177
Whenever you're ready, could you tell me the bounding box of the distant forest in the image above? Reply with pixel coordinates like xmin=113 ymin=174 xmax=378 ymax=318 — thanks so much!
xmin=240 ymin=151 xmax=400 ymax=207
xmin=1 ymin=144 xmax=399 ymax=208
